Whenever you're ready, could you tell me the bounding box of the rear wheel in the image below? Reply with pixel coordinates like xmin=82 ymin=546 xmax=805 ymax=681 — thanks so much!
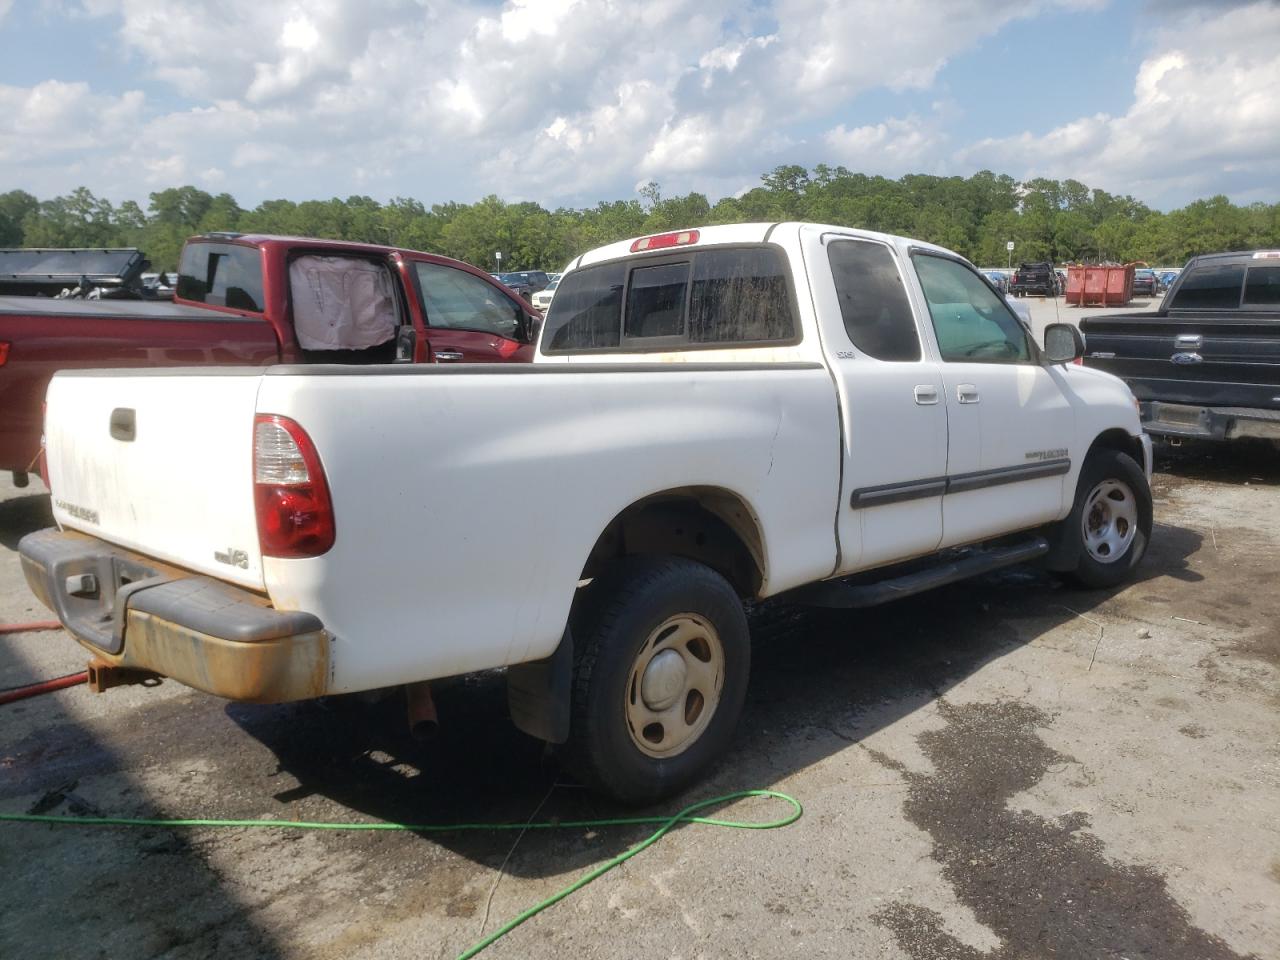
xmin=1062 ymin=449 xmax=1152 ymax=588
xmin=563 ymin=556 xmax=749 ymax=804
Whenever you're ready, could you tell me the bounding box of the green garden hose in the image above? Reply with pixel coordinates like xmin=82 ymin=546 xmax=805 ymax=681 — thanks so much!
xmin=1 ymin=788 xmax=802 ymax=959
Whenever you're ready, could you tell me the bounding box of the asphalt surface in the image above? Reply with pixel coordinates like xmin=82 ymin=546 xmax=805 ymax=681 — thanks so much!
xmin=1 ymin=435 xmax=1277 ymax=960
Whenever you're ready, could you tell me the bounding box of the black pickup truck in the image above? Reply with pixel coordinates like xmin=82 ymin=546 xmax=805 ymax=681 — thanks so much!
xmin=1080 ymin=250 xmax=1280 ymax=442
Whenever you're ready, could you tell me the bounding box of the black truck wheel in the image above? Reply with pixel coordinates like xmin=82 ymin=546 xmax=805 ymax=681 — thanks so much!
xmin=563 ymin=556 xmax=750 ymax=804
xmin=1062 ymin=449 xmax=1153 ymax=589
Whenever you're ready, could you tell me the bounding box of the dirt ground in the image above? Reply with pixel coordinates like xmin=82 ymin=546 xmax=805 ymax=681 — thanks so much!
xmin=1 ymin=439 xmax=1277 ymax=960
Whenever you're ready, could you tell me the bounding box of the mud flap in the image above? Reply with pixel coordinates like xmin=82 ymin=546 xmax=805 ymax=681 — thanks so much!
xmin=507 ymin=628 xmax=573 ymax=744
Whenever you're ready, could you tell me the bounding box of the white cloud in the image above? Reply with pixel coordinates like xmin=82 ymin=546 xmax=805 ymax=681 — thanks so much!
xmin=4 ymin=0 xmax=1274 ymax=209
xmin=825 ymin=116 xmax=946 ymax=175
xmin=957 ymin=2 xmax=1280 ymax=205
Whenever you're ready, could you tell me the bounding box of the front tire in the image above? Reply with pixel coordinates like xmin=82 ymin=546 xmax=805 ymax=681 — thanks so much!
xmin=563 ymin=556 xmax=750 ymax=804
xmin=1062 ymin=449 xmax=1152 ymax=588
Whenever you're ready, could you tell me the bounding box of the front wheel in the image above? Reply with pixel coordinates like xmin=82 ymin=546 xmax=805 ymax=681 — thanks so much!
xmin=1061 ymin=448 xmax=1153 ymax=588
xmin=563 ymin=556 xmax=750 ymax=804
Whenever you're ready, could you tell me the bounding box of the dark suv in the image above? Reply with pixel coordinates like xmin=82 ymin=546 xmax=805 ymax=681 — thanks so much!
xmin=495 ymin=271 xmax=552 ymax=298
xmin=1009 ymin=262 xmax=1058 ymax=297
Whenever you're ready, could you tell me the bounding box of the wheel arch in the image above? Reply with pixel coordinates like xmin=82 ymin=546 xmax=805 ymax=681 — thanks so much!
xmin=580 ymin=486 xmax=768 ymax=598
xmin=1086 ymin=427 xmax=1148 ymax=475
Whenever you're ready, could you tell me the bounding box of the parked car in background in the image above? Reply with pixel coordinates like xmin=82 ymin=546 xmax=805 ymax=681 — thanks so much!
xmin=531 ymin=277 xmax=559 ymax=313
xmin=983 ymin=271 xmax=1008 ymax=293
xmin=1081 ymin=250 xmax=1280 ymax=443
xmin=1005 ymin=294 xmax=1032 ymax=331
xmin=496 ymin=271 xmax=552 ymax=298
xmin=22 ymin=221 xmax=1152 ymax=803
xmin=1132 ymin=268 xmax=1158 ymax=297
xmin=1 ymin=234 xmax=540 ymax=484
xmin=1157 ymin=270 xmax=1179 ymax=291
xmin=1009 ymin=262 xmax=1058 ymax=297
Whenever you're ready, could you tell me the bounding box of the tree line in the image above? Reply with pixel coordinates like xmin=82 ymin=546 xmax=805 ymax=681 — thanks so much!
xmin=2 ymin=166 xmax=1277 ymax=273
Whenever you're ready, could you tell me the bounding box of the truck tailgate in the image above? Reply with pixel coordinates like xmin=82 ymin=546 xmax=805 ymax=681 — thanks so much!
xmin=44 ymin=371 xmax=267 ymax=590
xmin=1082 ymin=315 xmax=1280 ymax=408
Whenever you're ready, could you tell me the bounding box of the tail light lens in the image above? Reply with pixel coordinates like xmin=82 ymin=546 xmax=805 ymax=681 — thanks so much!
xmin=253 ymin=414 xmax=335 ymax=558
xmin=0 ymin=341 xmax=10 ymax=366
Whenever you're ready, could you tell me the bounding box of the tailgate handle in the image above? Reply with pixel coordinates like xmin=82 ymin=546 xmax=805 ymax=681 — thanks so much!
xmin=109 ymin=407 xmax=136 ymax=442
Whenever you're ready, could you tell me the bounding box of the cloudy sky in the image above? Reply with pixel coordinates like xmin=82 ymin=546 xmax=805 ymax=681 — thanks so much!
xmin=1 ymin=0 xmax=1276 ymax=211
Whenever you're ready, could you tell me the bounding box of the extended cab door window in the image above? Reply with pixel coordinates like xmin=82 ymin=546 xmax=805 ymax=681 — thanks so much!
xmin=414 ymin=262 xmax=522 ymax=340
xmin=912 ymin=254 xmax=1031 ymax=363
xmin=828 ymin=240 xmax=920 ymax=361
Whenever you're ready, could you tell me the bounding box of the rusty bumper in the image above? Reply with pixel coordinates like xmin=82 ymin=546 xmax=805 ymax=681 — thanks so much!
xmin=18 ymin=528 xmax=329 ymax=703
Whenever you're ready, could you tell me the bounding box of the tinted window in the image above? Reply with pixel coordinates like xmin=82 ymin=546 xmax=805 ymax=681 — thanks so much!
xmin=414 ymin=262 xmax=520 ymax=338
xmin=542 ymin=262 xmax=625 ymax=351
xmin=625 ymin=262 xmax=689 ymax=339
xmin=1171 ymin=264 xmax=1245 ymax=309
xmin=1243 ymin=265 xmax=1280 ymax=306
xmin=177 ymin=242 xmax=264 ymax=312
xmin=912 ymin=254 xmax=1031 ymax=363
xmin=828 ymin=240 xmax=919 ymax=361
xmin=688 ymin=247 xmax=795 ymax=343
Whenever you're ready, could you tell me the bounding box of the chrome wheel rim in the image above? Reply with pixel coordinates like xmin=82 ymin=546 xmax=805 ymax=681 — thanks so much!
xmin=1081 ymin=478 xmax=1138 ymax=564
xmin=625 ymin=613 xmax=725 ymax=759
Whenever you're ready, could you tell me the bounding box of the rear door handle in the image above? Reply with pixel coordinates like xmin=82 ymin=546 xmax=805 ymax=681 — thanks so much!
xmin=957 ymin=384 xmax=980 ymax=404
xmin=434 ymin=350 xmax=464 ymax=362
xmin=914 ymin=385 xmax=939 ymax=405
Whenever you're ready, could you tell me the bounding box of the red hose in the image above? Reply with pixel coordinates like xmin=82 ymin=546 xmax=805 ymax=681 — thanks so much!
xmin=0 ymin=672 xmax=88 ymax=705
xmin=0 ymin=621 xmax=82 ymax=704
xmin=0 ymin=621 xmax=63 ymax=634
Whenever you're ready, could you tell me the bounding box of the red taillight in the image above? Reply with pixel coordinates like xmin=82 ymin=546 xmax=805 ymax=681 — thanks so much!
xmin=630 ymin=230 xmax=700 ymax=253
xmin=253 ymin=414 xmax=335 ymax=558
xmin=495 ymin=337 xmax=521 ymax=359
xmin=0 ymin=341 xmax=10 ymax=366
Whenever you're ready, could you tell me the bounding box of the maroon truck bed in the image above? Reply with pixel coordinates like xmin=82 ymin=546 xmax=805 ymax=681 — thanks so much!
xmin=0 ymin=298 xmax=280 ymax=477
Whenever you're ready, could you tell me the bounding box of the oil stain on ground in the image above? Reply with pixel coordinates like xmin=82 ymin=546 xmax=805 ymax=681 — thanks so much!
xmin=871 ymin=700 xmax=1253 ymax=960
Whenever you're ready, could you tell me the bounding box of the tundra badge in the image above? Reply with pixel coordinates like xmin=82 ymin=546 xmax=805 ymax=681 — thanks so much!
xmin=214 ymin=547 xmax=250 ymax=569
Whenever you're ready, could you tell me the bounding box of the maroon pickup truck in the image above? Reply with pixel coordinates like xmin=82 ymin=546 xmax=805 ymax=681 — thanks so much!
xmin=0 ymin=233 xmax=541 ymax=484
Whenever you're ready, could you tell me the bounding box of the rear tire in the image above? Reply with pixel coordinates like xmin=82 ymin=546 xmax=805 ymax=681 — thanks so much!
xmin=1062 ymin=449 xmax=1152 ymax=589
xmin=563 ymin=556 xmax=749 ymax=804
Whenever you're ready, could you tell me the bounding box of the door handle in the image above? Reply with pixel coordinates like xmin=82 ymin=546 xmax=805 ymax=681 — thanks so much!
xmin=434 ymin=350 xmax=464 ymax=362
xmin=957 ymin=384 xmax=980 ymax=404
xmin=913 ymin=385 xmax=939 ymax=405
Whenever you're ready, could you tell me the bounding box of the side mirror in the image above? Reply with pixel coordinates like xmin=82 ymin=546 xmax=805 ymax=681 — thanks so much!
xmin=394 ymin=325 xmax=417 ymax=363
xmin=1043 ymin=322 xmax=1084 ymax=364
xmin=516 ymin=312 xmax=541 ymax=345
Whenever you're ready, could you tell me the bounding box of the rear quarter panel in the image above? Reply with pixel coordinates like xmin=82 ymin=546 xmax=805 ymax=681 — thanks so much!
xmin=255 ymin=364 xmax=840 ymax=693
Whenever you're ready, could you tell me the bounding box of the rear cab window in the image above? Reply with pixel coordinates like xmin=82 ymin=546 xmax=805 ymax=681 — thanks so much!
xmin=1170 ymin=263 xmax=1245 ymax=310
xmin=176 ymin=242 xmax=265 ymax=313
xmin=541 ymin=245 xmax=799 ymax=354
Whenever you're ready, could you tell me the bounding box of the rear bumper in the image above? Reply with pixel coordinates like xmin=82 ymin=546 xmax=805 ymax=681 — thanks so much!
xmin=18 ymin=528 xmax=330 ymax=702
xmin=1141 ymin=401 xmax=1280 ymax=441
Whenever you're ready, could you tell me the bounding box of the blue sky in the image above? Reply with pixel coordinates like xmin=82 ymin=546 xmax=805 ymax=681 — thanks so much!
xmin=1 ymin=0 xmax=1276 ymax=211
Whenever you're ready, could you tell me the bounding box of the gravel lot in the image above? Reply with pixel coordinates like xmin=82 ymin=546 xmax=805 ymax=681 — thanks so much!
xmin=1 ymin=424 xmax=1277 ymax=958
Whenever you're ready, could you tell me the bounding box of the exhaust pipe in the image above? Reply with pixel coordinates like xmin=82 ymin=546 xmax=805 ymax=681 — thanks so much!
xmin=405 ymin=681 xmax=439 ymax=740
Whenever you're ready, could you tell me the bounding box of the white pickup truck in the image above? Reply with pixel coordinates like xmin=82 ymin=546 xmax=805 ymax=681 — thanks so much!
xmin=20 ymin=222 xmax=1152 ymax=802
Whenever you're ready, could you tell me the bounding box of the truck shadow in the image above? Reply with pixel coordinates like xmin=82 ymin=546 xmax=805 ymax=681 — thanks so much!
xmin=0 ymin=491 xmax=52 ymax=551
xmin=1153 ymin=437 xmax=1280 ymax=486
xmin=219 ymin=519 xmax=1203 ymax=886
